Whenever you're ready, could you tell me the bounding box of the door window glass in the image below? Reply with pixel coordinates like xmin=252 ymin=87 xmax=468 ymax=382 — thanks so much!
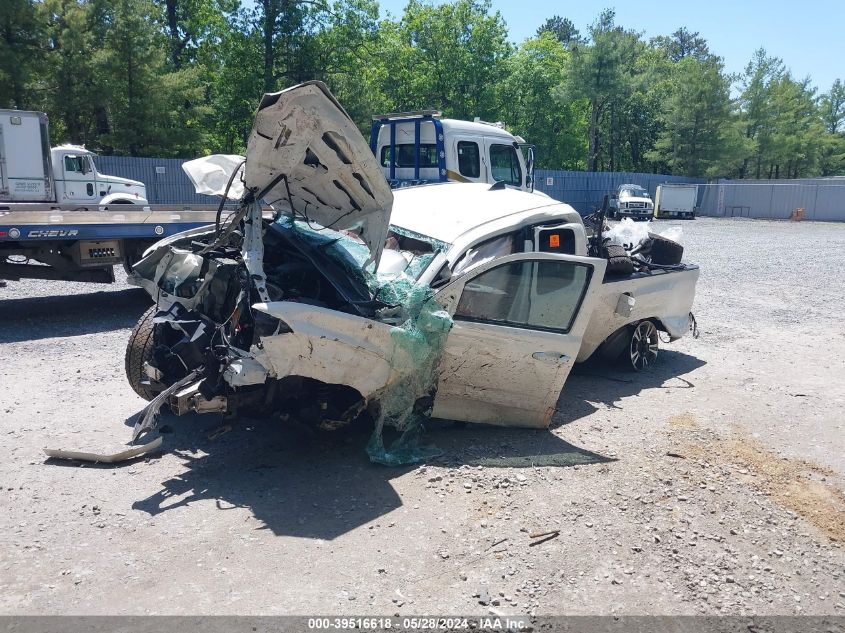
xmin=64 ymin=156 xmax=86 ymax=173
xmin=489 ymin=144 xmax=522 ymax=186
xmin=455 ymin=259 xmax=591 ymax=333
xmin=457 ymin=141 xmax=480 ymax=178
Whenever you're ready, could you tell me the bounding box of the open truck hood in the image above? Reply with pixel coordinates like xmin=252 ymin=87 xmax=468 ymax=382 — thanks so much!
xmin=245 ymin=81 xmax=393 ymax=265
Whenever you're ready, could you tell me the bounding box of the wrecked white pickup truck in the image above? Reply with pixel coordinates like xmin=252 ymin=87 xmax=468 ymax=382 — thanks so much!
xmin=126 ymin=81 xmax=699 ymax=464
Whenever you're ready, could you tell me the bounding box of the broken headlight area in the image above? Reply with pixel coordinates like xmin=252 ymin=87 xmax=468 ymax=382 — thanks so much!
xmin=130 ymin=219 xmax=392 ymax=436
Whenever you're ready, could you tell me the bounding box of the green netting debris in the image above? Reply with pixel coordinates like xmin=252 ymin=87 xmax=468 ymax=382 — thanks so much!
xmin=365 ymin=272 xmax=453 ymax=466
xmin=279 ymin=214 xmax=454 ymax=466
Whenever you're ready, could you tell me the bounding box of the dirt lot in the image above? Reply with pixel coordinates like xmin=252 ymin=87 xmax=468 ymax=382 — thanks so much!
xmin=1 ymin=217 xmax=844 ymax=616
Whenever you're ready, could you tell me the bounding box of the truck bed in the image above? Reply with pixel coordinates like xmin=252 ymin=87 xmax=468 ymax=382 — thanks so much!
xmin=0 ymin=203 xmax=266 ymax=285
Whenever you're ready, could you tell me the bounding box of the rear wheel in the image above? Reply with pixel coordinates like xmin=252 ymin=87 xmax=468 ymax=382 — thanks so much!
xmin=626 ymin=320 xmax=658 ymax=371
xmin=125 ymin=305 xmax=162 ymax=401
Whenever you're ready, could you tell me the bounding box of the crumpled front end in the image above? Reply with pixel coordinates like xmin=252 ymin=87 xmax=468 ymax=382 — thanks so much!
xmin=129 ymin=209 xmax=452 ymax=465
xmin=126 ymin=82 xmax=452 ymax=464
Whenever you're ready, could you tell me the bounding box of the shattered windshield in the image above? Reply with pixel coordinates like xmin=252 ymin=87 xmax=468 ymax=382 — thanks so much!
xmin=620 ymin=186 xmax=649 ymax=198
xmin=272 ymin=217 xmax=448 ymax=281
xmin=275 ymin=217 xmax=373 ymax=270
xmin=381 ymin=225 xmax=450 ymax=281
xmin=269 ymin=216 xmax=378 ymax=315
xmin=270 ymin=215 xmax=449 ymax=312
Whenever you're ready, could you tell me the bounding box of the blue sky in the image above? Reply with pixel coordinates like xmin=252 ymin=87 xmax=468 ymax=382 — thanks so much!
xmin=376 ymin=0 xmax=844 ymax=94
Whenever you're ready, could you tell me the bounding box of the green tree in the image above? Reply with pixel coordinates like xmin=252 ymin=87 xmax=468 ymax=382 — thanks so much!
xmin=158 ymin=0 xmax=236 ymax=70
xmin=535 ymin=15 xmax=582 ymax=49
xmin=737 ymin=48 xmax=784 ymax=178
xmin=558 ymin=9 xmax=639 ymax=171
xmin=316 ymin=0 xmax=385 ymax=127
xmin=765 ymin=74 xmax=823 ymax=178
xmin=96 ymin=0 xmax=208 ymax=155
xmin=203 ymin=7 xmax=263 ymax=152
xmin=0 ymin=0 xmax=44 ymax=109
xmin=499 ymin=32 xmax=587 ymax=169
xmin=603 ymin=45 xmax=671 ymax=172
xmin=818 ymin=79 xmax=845 ymax=176
xmin=646 ymin=56 xmax=735 ymax=176
xmin=819 ymin=79 xmax=845 ymax=134
xmin=650 ymin=27 xmax=711 ymax=63
xmin=39 ymin=0 xmax=102 ymax=144
xmin=377 ymin=0 xmax=512 ymax=120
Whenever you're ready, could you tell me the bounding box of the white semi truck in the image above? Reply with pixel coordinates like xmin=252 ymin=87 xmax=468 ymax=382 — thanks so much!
xmin=0 ymin=110 xmax=148 ymax=206
xmin=0 ymin=110 xmax=230 ymax=285
xmin=370 ymin=111 xmax=536 ymax=192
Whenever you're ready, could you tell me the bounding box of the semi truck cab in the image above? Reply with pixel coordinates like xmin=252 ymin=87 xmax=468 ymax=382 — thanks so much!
xmin=50 ymin=145 xmax=147 ymax=205
xmin=370 ymin=110 xmax=535 ymax=192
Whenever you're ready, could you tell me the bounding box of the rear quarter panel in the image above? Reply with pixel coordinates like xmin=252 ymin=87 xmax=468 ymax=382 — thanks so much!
xmin=577 ymin=267 xmax=700 ymax=362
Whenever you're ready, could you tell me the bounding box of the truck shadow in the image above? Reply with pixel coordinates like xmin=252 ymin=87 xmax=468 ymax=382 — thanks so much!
xmin=552 ymin=349 xmax=707 ymax=428
xmin=0 ymin=287 xmax=149 ymax=343
xmin=130 ymin=412 xmax=612 ymax=540
xmin=125 ymin=350 xmax=697 ymax=539
xmin=127 ymin=349 xmax=702 ymax=540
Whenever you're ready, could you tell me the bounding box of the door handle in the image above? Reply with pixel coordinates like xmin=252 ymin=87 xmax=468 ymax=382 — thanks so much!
xmin=532 ymin=351 xmax=571 ymax=363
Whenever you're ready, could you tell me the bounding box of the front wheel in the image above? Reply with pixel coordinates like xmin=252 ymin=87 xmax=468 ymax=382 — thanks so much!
xmin=626 ymin=320 xmax=658 ymax=371
xmin=125 ymin=306 xmax=162 ymax=401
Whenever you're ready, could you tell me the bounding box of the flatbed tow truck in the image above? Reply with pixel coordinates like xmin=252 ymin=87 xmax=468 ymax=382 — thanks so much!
xmin=0 ymin=203 xmax=240 ymax=284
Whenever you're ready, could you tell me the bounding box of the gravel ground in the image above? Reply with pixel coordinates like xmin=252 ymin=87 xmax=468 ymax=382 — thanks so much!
xmin=0 ymin=217 xmax=843 ymax=616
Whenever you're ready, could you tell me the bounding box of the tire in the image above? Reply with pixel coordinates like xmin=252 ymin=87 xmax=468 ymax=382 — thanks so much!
xmin=125 ymin=305 xmax=162 ymax=401
xmin=625 ymin=320 xmax=659 ymax=371
xmin=603 ymin=244 xmax=634 ymax=276
xmin=647 ymin=232 xmax=683 ymax=265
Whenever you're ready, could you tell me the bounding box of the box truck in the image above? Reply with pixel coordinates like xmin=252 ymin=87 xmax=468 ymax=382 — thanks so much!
xmin=654 ymin=184 xmax=698 ymax=219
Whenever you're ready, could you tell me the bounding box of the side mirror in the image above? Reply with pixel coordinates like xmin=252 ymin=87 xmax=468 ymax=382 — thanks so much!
xmin=526 ymin=146 xmax=535 ymax=192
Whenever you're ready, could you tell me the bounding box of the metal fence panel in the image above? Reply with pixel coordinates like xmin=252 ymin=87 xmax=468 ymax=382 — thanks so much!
xmin=697 ymin=182 xmax=845 ymax=221
xmin=534 ymin=169 xmax=706 ymax=215
xmin=813 ymin=186 xmax=845 ymax=221
xmin=96 ymin=156 xmax=221 ymax=205
xmin=97 ymin=156 xmax=845 ymax=221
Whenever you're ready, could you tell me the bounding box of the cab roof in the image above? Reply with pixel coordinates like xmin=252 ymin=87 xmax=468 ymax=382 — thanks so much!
xmin=390 ymin=182 xmax=581 ymax=246
xmin=438 ymin=118 xmax=518 ymax=139
xmin=374 ymin=117 xmax=519 ymax=143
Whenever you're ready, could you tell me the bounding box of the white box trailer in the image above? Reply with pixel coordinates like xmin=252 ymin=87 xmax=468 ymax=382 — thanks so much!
xmin=0 ymin=110 xmax=53 ymax=202
xmin=654 ymin=184 xmax=698 ymax=219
